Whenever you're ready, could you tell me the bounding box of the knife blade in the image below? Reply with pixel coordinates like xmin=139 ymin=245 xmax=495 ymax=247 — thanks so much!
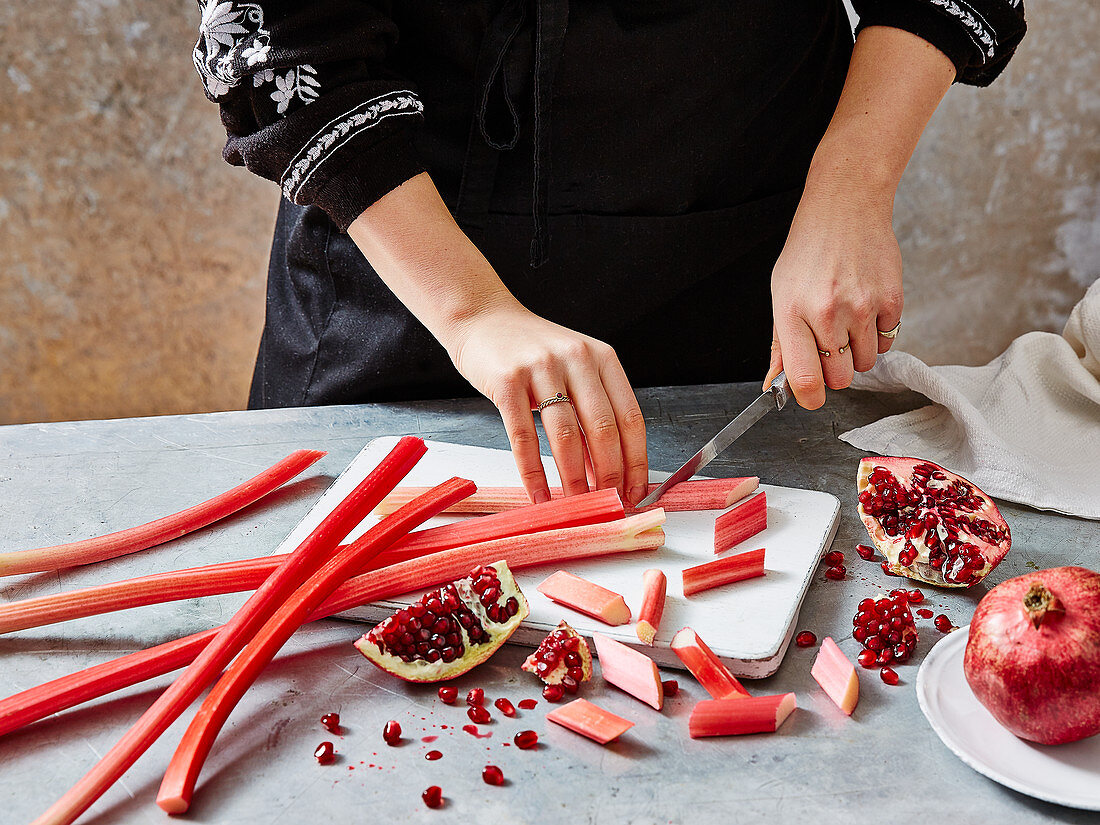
xmin=635 ymin=371 xmax=791 ymax=509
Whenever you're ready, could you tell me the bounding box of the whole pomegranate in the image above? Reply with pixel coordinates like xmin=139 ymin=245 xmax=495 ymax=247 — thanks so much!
xmin=963 ymin=566 xmax=1100 ymax=745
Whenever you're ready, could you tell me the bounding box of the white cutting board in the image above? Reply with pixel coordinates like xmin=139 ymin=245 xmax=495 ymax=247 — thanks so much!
xmin=280 ymin=438 xmax=839 ymax=678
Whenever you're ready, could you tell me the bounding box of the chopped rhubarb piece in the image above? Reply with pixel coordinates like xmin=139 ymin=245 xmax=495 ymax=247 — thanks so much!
xmin=0 ymin=450 xmax=326 ymax=577
xmin=635 ymin=569 xmax=667 ymax=645
xmin=681 ymin=548 xmax=766 ymax=597
xmin=688 ymin=693 xmax=797 ymax=737
xmin=375 ymin=477 xmax=759 ymax=515
xmin=545 ymin=698 xmax=634 ymax=744
xmin=670 ymin=628 xmax=749 ymax=700
xmin=537 ymin=571 xmax=631 ymax=626
xmin=714 ymin=490 xmax=767 ymax=554
xmin=592 ymin=634 xmax=663 ymax=710
xmin=810 ymin=637 xmax=860 ymax=716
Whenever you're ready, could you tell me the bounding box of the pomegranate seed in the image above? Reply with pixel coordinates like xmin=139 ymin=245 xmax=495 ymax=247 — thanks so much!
xmin=907 ymin=590 xmax=925 ymax=604
xmin=824 ymin=565 xmax=846 ymax=580
xmin=467 ymin=705 xmax=491 ymax=724
xmin=518 ymin=699 xmax=538 ymax=710
xmin=320 ymin=712 xmax=340 ymax=734
xmin=422 ymin=786 xmax=443 ymax=809
xmin=425 ymin=750 xmax=442 ymax=761
xmin=466 ymin=688 xmax=485 ymax=706
xmin=916 ymin=608 xmax=934 ymax=619
xmin=855 ymin=543 xmax=876 ymax=560
xmin=514 ymin=730 xmax=539 ymax=750
xmin=823 ymin=550 xmax=844 ymax=566
xmin=880 ymin=667 xmax=900 ymax=686
xmin=482 ymin=765 xmax=505 ymax=786
xmin=437 ymin=686 xmax=457 ymax=704
xmin=542 ymin=683 xmax=565 ymax=702
xmin=314 ymin=741 xmax=336 ymax=765
xmin=934 ymin=614 xmax=953 ymax=632
xmin=857 ymin=650 xmax=877 ymax=668
xmin=662 ymin=679 xmax=679 ymax=696
xmin=795 ymin=630 xmax=817 ymax=647
xmin=881 ymin=562 xmax=900 ymax=576
xmin=382 ymin=720 xmax=402 ymax=746
xmin=494 ymin=698 xmax=517 ymax=717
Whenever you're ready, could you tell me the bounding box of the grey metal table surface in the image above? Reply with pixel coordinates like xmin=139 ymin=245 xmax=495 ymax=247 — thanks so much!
xmin=0 ymin=384 xmax=1096 ymax=825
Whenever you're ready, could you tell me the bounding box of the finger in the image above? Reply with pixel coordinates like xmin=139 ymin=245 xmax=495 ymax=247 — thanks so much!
xmin=762 ymin=325 xmax=784 ymax=390
xmin=532 ymin=379 xmax=590 ymax=497
xmin=595 ymin=351 xmax=649 ymax=506
xmin=775 ymin=315 xmax=826 ymax=409
xmin=817 ymin=331 xmax=854 ymax=391
xmin=566 ymin=367 xmax=624 ymax=498
xmin=496 ymin=385 xmax=552 ymax=504
xmin=876 ymin=299 xmax=903 ymax=355
xmin=849 ymin=314 xmax=879 ymax=374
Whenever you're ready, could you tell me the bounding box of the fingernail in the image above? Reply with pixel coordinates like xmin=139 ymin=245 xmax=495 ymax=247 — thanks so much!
xmin=629 ymin=485 xmax=646 ymax=506
xmin=533 ymin=489 xmax=551 ymax=504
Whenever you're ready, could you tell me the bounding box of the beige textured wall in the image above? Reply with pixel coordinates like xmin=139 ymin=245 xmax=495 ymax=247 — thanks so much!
xmin=1 ymin=2 xmax=1096 ymax=425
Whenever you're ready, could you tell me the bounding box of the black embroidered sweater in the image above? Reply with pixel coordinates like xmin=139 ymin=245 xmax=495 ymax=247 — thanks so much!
xmin=193 ymin=0 xmax=1027 ymax=232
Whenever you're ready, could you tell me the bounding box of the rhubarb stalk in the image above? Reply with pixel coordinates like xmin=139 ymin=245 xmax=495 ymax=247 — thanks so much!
xmin=670 ymin=627 xmax=750 ymax=699
xmin=0 ymin=450 xmax=326 ymax=577
xmin=537 ymin=571 xmax=632 ymax=626
xmin=634 ymin=568 xmax=667 ymax=645
xmin=681 ymin=547 xmax=766 ymax=597
xmin=29 ymin=436 xmax=426 ymax=825
xmin=688 ymin=693 xmax=797 ymax=737
xmin=713 ymin=490 xmax=767 ymax=553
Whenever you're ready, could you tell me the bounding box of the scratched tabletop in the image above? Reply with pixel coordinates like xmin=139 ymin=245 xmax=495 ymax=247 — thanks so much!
xmin=0 ymin=385 xmax=1095 ymax=825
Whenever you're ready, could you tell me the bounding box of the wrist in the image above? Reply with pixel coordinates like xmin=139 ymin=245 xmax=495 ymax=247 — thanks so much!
xmin=804 ymin=131 xmax=901 ymax=213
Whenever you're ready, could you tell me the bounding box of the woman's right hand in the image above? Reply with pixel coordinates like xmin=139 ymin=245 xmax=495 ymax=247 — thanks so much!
xmin=445 ymin=302 xmax=649 ymax=506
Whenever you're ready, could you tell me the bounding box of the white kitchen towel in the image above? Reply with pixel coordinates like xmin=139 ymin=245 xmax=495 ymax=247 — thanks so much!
xmin=839 ymin=278 xmax=1100 ymax=519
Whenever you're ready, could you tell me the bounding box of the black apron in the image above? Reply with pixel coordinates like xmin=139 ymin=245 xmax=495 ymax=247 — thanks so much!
xmin=249 ymin=1 xmax=853 ymax=408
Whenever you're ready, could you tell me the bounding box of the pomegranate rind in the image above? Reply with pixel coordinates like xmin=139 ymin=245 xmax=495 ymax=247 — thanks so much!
xmin=856 ymin=457 xmax=1011 ymax=588
xmin=592 ymin=633 xmax=664 ymax=710
xmin=521 ymin=621 xmax=594 ymax=685
xmin=536 ymin=571 xmax=631 ymax=626
xmin=714 ymin=491 xmax=767 ymax=553
xmin=688 ymin=693 xmax=797 ymax=738
xmin=354 ymin=560 xmax=529 ymax=682
xmin=963 ymin=566 xmax=1100 ymax=745
xmin=545 ymin=698 xmax=633 ymax=744
xmin=810 ymin=637 xmax=859 ymax=716
xmin=670 ymin=627 xmax=750 ymax=699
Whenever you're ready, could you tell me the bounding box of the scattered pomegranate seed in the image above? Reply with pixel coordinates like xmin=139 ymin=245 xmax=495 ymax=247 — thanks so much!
xmin=795 ymin=630 xmax=817 ymax=647
xmin=514 ymin=730 xmax=539 ymax=750
xmin=824 ymin=565 xmax=846 ymax=580
xmin=466 ymin=688 xmax=485 ymax=706
xmin=823 ymin=550 xmax=845 ymax=566
xmin=494 ymin=697 xmax=517 ymax=717
xmin=320 ymin=712 xmax=341 ymax=734
xmin=467 ymin=705 xmax=492 ymax=724
xmin=857 ymin=649 xmax=877 ymax=668
xmin=314 ymin=741 xmax=336 ymax=765
xmin=662 ymin=679 xmax=679 ymax=697
xmin=856 ymin=543 xmax=876 ymax=560
xmin=422 ymin=785 xmax=443 ymax=809
xmin=437 ymin=686 xmax=458 ymax=704
xmin=916 ymin=608 xmax=934 ymax=619
xmin=880 ymin=667 xmax=900 ymax=686
xmin=542 ymin=683 xmax=565 ymax=702
xmin=881 ymin=562 xmax=901 ymax=576
xmin=517 ymin=699 xmax=538 ymax=710
xmin=425 ymin=750 xmax=442 ymax=761
xmin=482 ymin=764 xmax=505 ymax=786
xmin=382 ymin=719 xmax=402 ymax=746
xmin=934 ymin=614 xmax=953 ymax=632
xmin=907 ymin=590 xmax=925 ymax=604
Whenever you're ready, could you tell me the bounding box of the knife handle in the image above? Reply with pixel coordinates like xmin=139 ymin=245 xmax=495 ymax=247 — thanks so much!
xmin=768 ymin=371 xmax=791 ymax=411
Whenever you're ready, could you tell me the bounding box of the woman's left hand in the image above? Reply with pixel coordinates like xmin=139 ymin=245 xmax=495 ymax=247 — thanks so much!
xmin=763 ymin=171 xmax=904 ymax=409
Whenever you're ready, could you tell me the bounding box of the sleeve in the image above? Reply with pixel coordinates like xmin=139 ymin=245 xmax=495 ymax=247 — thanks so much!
xmin=850 ymin=0 xmax=1027 ymax=87
xmin=193 ymin=0 xmax=425 ymax=229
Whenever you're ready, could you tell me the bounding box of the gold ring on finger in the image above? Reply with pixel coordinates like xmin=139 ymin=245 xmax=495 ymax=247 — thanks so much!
xmin=533 ymin=392 xmax=571 ymax=413
xmin=878 ymin=321 xmax=901 ymax=339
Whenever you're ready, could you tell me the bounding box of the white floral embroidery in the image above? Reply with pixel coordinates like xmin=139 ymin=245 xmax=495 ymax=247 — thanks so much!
xmin=270 ymin=64 xmax=320 ymax=114
xmin=281 ymin=91 xmax=424 ymax=202
xmin=193 ymin=0 xmax=272 ymax=97
xmin=241 ymin=39 xmax=269 ymax=66
xmin=253 ymin=68 xmax=275 ymax=87
xmin=929 ymin=0 xmax=997 ymax=60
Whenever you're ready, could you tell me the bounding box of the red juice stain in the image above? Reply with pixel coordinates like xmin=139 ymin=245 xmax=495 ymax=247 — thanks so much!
xmin=422 ymin=735 xmax=438 ymax=743
xmin=425 ymin=750 xmax=443 ymax=761
xmin=462 ymin=724 xmax=493 ymax=739
xmin=517 ymin=699 xmax=538 ymax=710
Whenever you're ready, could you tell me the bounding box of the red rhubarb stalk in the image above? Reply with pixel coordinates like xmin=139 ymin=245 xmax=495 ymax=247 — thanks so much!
xmin=0 ymin=488 xmax=623 ymax=635
xmin=591 ymin=633 xmax=664 ymax=710
xmin=537 ymin=571 xmax=632 ymax=626
xmin=0 ymin=450 xmax=326 ymax=577
xmin=670 ymin=627 xmax=750 ymax=699
xmin=157 ymin=477 xmax=475 ymax=813
xmin=688 ymin=693 xmax=797 ymax=737
xmin=713 ymin=490 xmax=767 ymax=553
xmin=375 ymin=477 xmax=759 ymax=515
xmin=28 ymin=437 xmax=426 ymax=825
xmin=635 ymin=568 xmax=667 ymax=645
xmin=0 ymin=510 xmax=665 ymax=739
xmin=681 ymin=547 xmax=766 ymax=597
xmin=811 ymin=637 xmax=860 ymax=716
xmin=545 ymin=698 xmax=634 ymax=744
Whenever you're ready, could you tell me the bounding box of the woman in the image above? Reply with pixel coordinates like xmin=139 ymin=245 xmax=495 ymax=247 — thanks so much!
xmin=194 ymin=0 xmax=1025 ymax=506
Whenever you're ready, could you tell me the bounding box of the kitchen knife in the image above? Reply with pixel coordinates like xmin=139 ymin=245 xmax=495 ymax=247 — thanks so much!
xmin=635 ymin=371 xmax=791 ymax=509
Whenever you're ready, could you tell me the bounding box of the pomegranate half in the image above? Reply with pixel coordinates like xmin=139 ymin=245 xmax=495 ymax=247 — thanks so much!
xmin=856 ymin=458 xmax=1010 ymax=587
xmin=354 ymin=560 xmax=528 ymax=682
xmin=963 ymin=566 xmax=1100 ymax=745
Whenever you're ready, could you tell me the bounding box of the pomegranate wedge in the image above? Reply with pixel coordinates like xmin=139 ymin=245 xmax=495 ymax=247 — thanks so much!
xmin=682 ymin=548 xmax=766 ymax=597
xmin=670 ymin=628 xmax=749 ymax=699
xmin=592 ymin=634 xmax=663 ymax=710
xmin=688 ymin=693 xmax=797 ymax=737
xmin=0 ymin=450 xmax=326 ymax=577
xmin=545 ymin=698 xmax=634 ymax=744
xmin=810 ymin=637 xmax=859 ymax=716
xmin=635 ymin=569 xmax=667 ymax=645
xmin=714 ymin=491 xmax=767 ymax=553
xmin=537 ymin=571 xmax=632 ymax=626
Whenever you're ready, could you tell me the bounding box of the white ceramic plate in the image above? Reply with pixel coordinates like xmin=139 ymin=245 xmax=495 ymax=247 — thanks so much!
xmin=916 ymin=625 xmax=1100 ymax=810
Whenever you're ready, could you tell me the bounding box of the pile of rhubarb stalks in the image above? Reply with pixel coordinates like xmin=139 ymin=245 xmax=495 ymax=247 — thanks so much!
xmin=0 ymin=438 xmax=854 ymax=823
